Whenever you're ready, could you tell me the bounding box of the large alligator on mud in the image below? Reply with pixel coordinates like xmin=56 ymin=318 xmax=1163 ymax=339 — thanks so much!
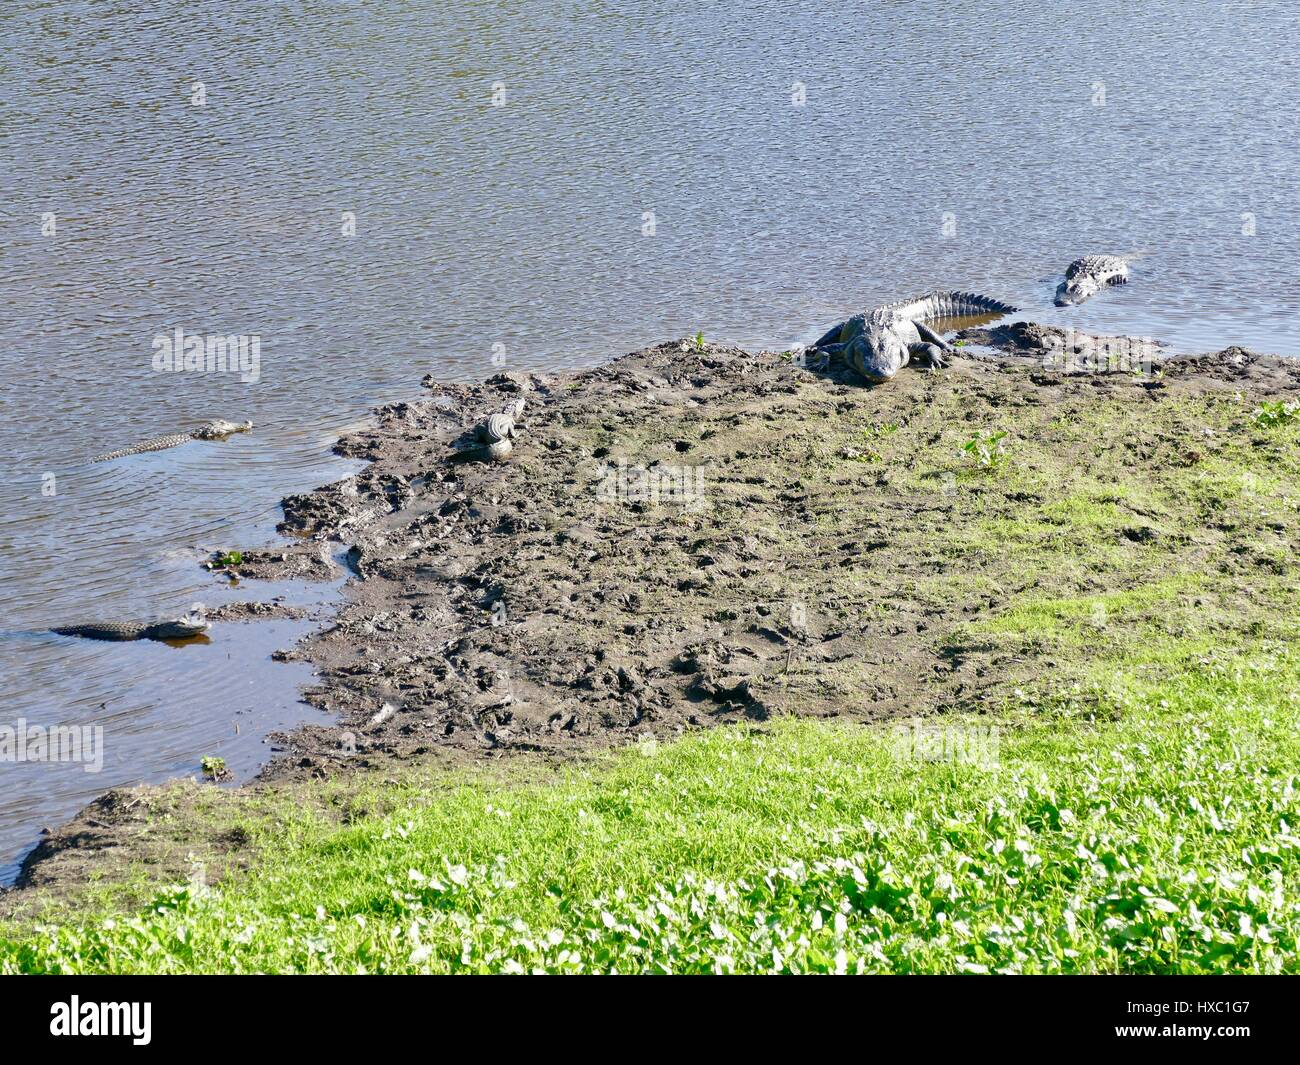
xmin=811 ymin=290 xmax=1018 ymax=383
xmin=52 ymin=607 xmax=210 ymax=642
xmin=1054 ymin=255 xmax=1129 ymax=306
xmin=92 ymin=419 xmax=252 ymax=463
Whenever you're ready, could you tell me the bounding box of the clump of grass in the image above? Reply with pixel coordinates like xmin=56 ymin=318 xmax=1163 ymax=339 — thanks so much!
xmin=1252 ymin=400 xmax=1299 ymax=429
xmin=962 ymin=431 xmax=1009 ymax=471
xmin=200 ymin=756 xmax=229 ymax=782
xmin=209 ymin=551 xmax=244 ymax=569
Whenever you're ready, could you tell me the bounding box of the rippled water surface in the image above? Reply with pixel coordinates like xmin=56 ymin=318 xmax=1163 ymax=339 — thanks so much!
xmin=1 ymin=0 xmax=1297 ymax=877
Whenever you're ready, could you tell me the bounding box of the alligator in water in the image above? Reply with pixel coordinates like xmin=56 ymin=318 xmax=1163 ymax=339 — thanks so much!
xmin=52 ymin=608 xmax=210 ymax=642
xmin=1054 ymin=255 xmax=1129 ymax=306
xmin=91 ymin=419 xmax=252 ymax=463
xmin=810 ymin=291 xmax=1018 ymax=384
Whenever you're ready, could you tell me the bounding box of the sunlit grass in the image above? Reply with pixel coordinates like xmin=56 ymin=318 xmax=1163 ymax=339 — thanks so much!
xmin=4 ymin=640 xmax=1298 ymax=974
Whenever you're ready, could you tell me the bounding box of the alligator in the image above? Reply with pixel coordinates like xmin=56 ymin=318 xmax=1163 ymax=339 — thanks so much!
xmin=52 ymin=607 xmax=210 ymax=642
xmin=91 ymin=419 xmax=252 ymax=463
xmin=1054 ymin=255 xmax=1129 ymax=306
xmin=810 ymin=291 xmax=1018 ymax=384
xmin=469 ymin=400 xmax=525 ymax=462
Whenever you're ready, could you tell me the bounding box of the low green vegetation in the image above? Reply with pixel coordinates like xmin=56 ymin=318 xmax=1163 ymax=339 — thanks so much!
xmin=200 ymin=756 xmax=228 ymax=782
xmin=3 ymin=633 xmax=1298 ymax=973
xmin=1252 ymin=399 xmax=1299 ymax=429
xmin=961 ymin=430 xmax=1009 ymax=472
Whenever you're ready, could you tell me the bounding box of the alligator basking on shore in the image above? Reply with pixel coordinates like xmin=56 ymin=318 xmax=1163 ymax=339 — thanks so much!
xmin=91 ymin=419 xmax=253 ymax=463
xmin=810 ymin=291 xmax=1018 ymax=384
xmin=461 ymin=399 xmax=526 ymax=462
xmin=52 ymin=607 xmax=210 ymax=642
xmin=1054 ymin=255 xmax=1129 ymax=306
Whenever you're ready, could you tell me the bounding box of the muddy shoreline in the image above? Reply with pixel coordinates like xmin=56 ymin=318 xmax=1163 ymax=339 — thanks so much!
xmin=9 ymin=330 xmax=1300 ymax=901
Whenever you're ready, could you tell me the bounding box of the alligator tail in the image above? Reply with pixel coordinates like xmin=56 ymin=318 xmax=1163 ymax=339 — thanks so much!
xmin=890 ymin=291 xmax=1019 ymax=322
xmin=91 ymin=433 xmax=193 ymax=463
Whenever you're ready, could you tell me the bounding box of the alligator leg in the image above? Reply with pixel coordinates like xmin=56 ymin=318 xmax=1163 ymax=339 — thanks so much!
xmin=811 ymin=340 xmax=846 ymax=357
xmin=914 ymin=321 xmax=955 ymax=353
xmin=909 ymin=342 xmax=948 ymax=369
xmin=804 ymin=340 xmax=844 ymax=370
xmin=812 ymin=322 xmax=845 ymax=349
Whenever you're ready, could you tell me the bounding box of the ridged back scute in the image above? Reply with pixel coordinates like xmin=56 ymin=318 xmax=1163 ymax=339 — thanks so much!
xmin=879 ymin=290 xmax=1019 ymax=323
xmin=481 ymin=413 xmax=515 ymax=442
xmin=1066 ymin=255 xmax=1127 ymax=280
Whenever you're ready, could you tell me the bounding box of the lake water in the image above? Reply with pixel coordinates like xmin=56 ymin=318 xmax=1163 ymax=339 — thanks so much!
xmin=1 ymin=0 xmax=1296 ymax=879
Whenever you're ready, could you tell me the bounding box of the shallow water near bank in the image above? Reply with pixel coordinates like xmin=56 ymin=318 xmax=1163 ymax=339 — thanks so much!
xmin=0 ymin=570 xmax=346 ymax=884
xmin=1 ymin=1 xmax=1297 ymax=873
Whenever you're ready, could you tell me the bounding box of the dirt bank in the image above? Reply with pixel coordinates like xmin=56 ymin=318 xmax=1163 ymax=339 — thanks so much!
xmin=255 ymin=334 xmax=1300 ymax=778
xmin=8 ymin=332 xmax=1300 ymax=912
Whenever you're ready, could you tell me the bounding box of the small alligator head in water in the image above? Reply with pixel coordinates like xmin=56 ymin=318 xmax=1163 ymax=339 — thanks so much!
xmin=193 ymin=419 xmax=254 ymax=440
xmin=1054 ymin=276 xmax=1103 ymax=307
xmin=148 ymin=607 xmax=211 ymax=640
xmin=1054 ymin=255 xmax=1129 ymax=307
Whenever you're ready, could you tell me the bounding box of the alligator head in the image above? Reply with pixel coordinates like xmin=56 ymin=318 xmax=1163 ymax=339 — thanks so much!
xmin=846 ymin=319 xmax=911 ymax=384
xmin=151 ymin=606 xmax=210 ymax=639
xmin=193 ymin=419 xmax=253 ymax=440
xmin=1054 ymin=276 xmax=1102 ymax=307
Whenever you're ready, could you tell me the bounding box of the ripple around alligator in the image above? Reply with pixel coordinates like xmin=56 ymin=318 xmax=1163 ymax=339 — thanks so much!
xmin=0 ymin=470 xmax=356 ymax=889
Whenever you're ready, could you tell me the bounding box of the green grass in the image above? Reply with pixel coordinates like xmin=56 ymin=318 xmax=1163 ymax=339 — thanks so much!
xmin=4 ymin=642 xmax=1298 ymax=974
xmin=1252 ymin=400 xmax=1300 ymax=429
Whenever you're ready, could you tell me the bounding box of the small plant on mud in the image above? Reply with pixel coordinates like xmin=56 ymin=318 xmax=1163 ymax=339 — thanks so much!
xmin=1251 ymin=400 xmax=1299 ymax=429
xmin=840 ymin=446 xmax=881 ymax=463
xmin=200 ymin=756 xmax=229 ymax=781
xmin=210 ymin=550 xmax=244 ymax=568
xmin=962 ymin=431 xmax=1009 ymax=471
xmin=842 ymin=422 xmax=899 ymax=462
xmin=693 ymin=331 xmax=705 ymax=351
